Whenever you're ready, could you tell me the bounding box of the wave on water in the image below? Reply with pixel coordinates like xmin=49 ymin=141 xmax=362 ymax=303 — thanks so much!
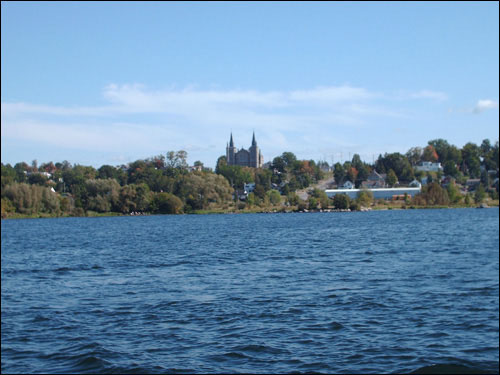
xmin=2 ymin=210 xmax=498 ymax=374
xmin=410 ymin=363 xmax=499 ymax=374
xmin=2 ymin=264 xmax=104 ymax=275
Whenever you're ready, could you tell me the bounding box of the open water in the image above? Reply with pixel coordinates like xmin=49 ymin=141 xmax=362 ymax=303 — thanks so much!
xmin=1 ymin=208 xmax=499 ymax=374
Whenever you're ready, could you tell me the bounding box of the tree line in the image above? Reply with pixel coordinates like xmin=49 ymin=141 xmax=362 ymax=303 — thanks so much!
xmin=1 ymin=138 xmax=499 ymax=218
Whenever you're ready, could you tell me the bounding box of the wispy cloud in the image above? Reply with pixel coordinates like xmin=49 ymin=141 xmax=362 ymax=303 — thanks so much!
xmin=2 ymin=84 xmax=431 ymax=118
xmin=288 ymin=86 xmax=374 ymax=103
xmin=409 ymin=90 xmax=448 ymax=101
xmin=473 ymin=99 xmax=498 ymax=113
xmin=1 ymin=84 xmax=453 ymax=166
xmin=448 ymin=99 xmax=499 ymax=114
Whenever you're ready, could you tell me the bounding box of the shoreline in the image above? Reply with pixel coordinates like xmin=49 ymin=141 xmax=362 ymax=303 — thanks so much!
xmin=2 ymin=202 xmax=498 ymax=220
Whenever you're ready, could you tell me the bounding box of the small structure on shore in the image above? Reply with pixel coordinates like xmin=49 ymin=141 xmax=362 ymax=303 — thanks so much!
xmin=325 ymin=187 xmax=421 ymax=200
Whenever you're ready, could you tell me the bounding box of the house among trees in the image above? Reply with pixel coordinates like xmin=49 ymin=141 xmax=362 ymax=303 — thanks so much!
xmin=465 ymin=179 xmax=481 ymax=191
xmin=343 ymin=180 xmax=354 ymax=189
xmin=415 ymin=161 xmax=443 ymax=172
xmin=361 ymin=170 xmax=387 ymax=188
xmin=244 ymin=182 xmax=256 ymax=193
xmin=409 ymin=179 xmax=422 ymax=188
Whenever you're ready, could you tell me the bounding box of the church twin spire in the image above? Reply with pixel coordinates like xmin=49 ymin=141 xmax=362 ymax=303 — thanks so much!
xmin=226 ymin=132 xmax=262 ymax=168
xmin=229 ymin=131 xmax=257 ymax=148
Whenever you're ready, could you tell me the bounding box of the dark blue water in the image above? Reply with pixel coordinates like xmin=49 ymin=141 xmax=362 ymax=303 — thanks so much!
xmin=2 ymin=208 xmax=499 ymax=374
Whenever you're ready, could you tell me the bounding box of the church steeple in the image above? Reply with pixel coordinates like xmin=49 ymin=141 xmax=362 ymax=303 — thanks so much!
xmin=229 ymin=132 xmax=234 ymax=148
xmin=251 ymin=131 xmax=256 ymax=146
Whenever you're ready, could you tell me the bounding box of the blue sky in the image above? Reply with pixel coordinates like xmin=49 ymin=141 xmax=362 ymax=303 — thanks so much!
xmin=2 ymin=1 xmax=498 ymax=169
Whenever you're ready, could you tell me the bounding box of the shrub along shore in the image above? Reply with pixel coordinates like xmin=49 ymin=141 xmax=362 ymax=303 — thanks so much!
xmin=2 ymin=193 xmax=498 ymax=220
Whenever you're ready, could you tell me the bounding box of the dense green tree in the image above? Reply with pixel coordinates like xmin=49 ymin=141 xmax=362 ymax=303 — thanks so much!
xmin=152 ymin=175 xmax=175 ymax=193
xmin=85 ymin=179 xmax=120 ymax=212
xmin=1 ymin=197 xmax=16 ymax=218
xmin=356 ymin=190 xmax=374 ymax=207
xmin=428 ymin=139 xmax=452 ymax=163
xmin=461 ymin=142 xmax=481 ymax=178
xmin=118 ymin=183 xmax=153 ymax=213
xmin=464 ymin=193 xmax=472 ymax=205
xmin=413 ymin=182 xmax=449 ymax=206
xmin=308 ymin=197 xmax=319 ymax=210
xmin=443 ymin=160 xmax=459 ymax=178
xmin=422 ymin=145 xmax=439 ymax=162
xmin=310 ymin=188 xmax=329 ymax=208
xmin=406 ymin=147 xmax=423 ymax=166
xmin=474 ymin=184 xmax=486 ymax=204
xmin=356 ymin=164 xmax=370 ymax=187
xmin=376 ymin=153 xmax=414 ymax=183
xmin=287 ymin=192 xmax=300 ymax=206
xmin=148 ymin=154 xmax=166 ymax=169
xmin=73 ymin=165 xmax=97 ymax=180
xmin=246 ymin=192 xmax=255 ymax=206
xmin=98 ymin=165 xmax=120 ymax=180
xmin=215 ymin=155 xmax=227 ymax=174
xmin=346 ymin=167 xmax=358 ymax=186
xmin=281 ymin=152 xmax=297 ymax=168
xmin=480 ymin=169 xmax=490 ymax=188
xmin=13 ymin=162 xmax=29 ymax=183
xmin=2 ymin=183 xmax=61 ymax=215
xmin=39 ymin=161 xmax=56 ymax=173
xmin=447 ymin=145 xmax=462 ymax=166
xmin=386 ymin=169 xmax=398 ymax=187
xmin=483 ymin=140 xmax=499 ymax=172
xmin=267 ymin=190 xmax=281 ymax=205
xmin=166 ymin=150 xmax=188 ymax=170
xmin=351 ymin=154 xmax=362 ymax=168
xmin=253 ymin=184 xmax=266 ymax=201
xmin=152 ymin=192 xmax=183 ymax=214
xmin=1 ymin=163 xmax=17 ymax=188
xmin=56 ymin=160 xmax=73 ymax=171
xmin=255 ymin=169 xmax=272 ymax=191
xmin=480 ymin=139 xmax=491 ymax=157
xmin=375 ymin=155 xmax=386 ymax=173
xmin=332 ymin=194 xmax=350 ymax=209
xmin=272 ymin=156 xmax=286 ymax=173
xmin=333 ymin=162 xmax=345 ymax=185
xmin=28 ymin=173 xmax=48 ymax=186
xmin=216 ymin=164 xmax=253 ymax=189
xmin=175 ymin=172 xmax=232 ymax=211
xmin=446 ymin=180 xmax=462 ymax=204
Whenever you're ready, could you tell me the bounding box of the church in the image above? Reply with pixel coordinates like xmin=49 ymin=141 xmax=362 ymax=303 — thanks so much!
xmin=226 ymin=132 xmax=264 ymax=168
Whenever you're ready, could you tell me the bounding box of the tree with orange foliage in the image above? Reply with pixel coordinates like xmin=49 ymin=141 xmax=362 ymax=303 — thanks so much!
xmin=422 ymin=145 xmax=439 ymax=162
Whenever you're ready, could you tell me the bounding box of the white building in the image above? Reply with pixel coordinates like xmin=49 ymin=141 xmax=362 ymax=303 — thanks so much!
xmin=244 ymin=182 xmax=256 ymax=193
xmin=415 ymin=162 xmax=443 ymax=172
xmin=343 ymin=181 xmax=354 ymax=189
xmin=325 ymin=187 xmax=421 ymax=200
xmin=409 ymin=179 xmax=422 ymax=188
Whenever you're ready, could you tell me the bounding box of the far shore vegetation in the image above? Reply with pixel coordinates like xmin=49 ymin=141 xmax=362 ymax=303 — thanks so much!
xmin=2 ymin=139 xmax=499 ymax=219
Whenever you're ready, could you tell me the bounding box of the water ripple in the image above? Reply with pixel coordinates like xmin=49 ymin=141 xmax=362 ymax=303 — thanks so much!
xmin=2 ymin=209 xmax=499 ymax=374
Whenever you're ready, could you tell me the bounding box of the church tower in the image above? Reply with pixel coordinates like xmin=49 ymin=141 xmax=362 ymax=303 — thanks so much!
xmin=249 ymin=131 xmax=263 ymax=168
xmin=226 ymin=132 xmax=237 ymax=166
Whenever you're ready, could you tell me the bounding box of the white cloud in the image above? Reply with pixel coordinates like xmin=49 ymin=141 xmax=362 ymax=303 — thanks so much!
xmin=473 ymin=99 xmax=498 ymax=113
xmin=1 ymin=84 xmax=436 ymax=121
xmin=1 ymin=83 xmax=456 ymax=167
xmin=1 ymin=119 xmax=174 ymax=153
xmin=289 ymin=86 xmax=374 ymax=102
